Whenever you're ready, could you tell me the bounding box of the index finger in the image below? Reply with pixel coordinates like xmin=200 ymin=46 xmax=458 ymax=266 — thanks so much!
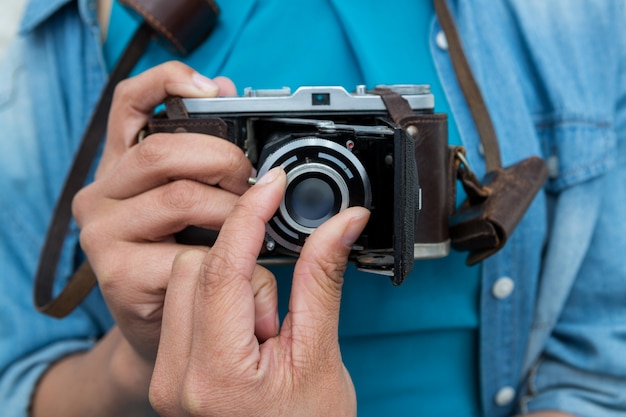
xmin=190 ymin=167 xmax=286 ymax=367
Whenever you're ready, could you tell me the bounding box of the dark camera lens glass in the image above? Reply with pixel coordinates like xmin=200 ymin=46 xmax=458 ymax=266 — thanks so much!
xmin=289 ymin=177 xmax=336 ymax=227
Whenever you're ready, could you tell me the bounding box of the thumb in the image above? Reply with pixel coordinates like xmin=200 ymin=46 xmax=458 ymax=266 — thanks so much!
xmin=98 ymin=62 xmax=236 ymax=177
xmin=288 ymin=207 xmax=370 ymax=348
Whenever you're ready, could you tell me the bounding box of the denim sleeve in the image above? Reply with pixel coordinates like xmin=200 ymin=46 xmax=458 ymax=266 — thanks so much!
xmin=0 ymin=38 xmax=112 ymax=416
xmin=522 ymin=3 xmax=626 ymax=415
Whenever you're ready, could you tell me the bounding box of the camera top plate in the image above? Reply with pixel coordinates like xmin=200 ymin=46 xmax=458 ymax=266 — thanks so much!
xmin=181 ymin=84 xmax=434 ymax=115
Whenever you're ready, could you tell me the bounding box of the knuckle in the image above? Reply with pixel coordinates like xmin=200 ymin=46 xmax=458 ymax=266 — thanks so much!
xmin=78 ymin=222 xmax=101 ymax=255
xmin=206 ymin=143 xmax=250 ymax=188
xmin=179 ymin=388 xmax=208 ymax=417
xmin=71 ymin=187 xmax=92 ymax=225
xmin=198 ymin=247 xmax=251 ymax=295
xmin=202 ymin=244 xmax=246 ymax=279
xmin=319 ymin=255 xmax=348 ymax=284
xmin=77 ymin=210 xmax=116 ymax=260
xmin=133 ymin=135 xmax=170 ymax=168
xmin=111 ymin=77 xmax=135 ymax=105
xmin=306 ymin=244 xmax=348 ymax=286
xmin=149 ymin=376 xmax=177 ymax=416
xmin=251 ymin=266 xmax=277 ymax=297
xmin=174 ymin=247 xmax=208 ymax=265
xmin=207 ymin=143 xmax=250 ymax=188
xmin=221 ymin=143 xmax=247 ymax=172
xmin=161 ymin=60 xmax=189 ymax=76
xmin=159 ymin=179 xmax=203 ymax=212
xmin=179 ymin=369 xmax=233 ymax=417
xmin=179 ymin=369 xmax=259 ymax=417
xmin=315 ymin=263 xmax=346 ymax=299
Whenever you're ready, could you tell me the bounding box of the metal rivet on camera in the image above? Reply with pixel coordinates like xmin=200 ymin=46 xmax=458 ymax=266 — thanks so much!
xmin=385 ymin=154 xmax=393 ymax=166
xmin=136 ymin=128 xmax=147 ymax=143
xmin=265 ymin=239 xmax=276 ymax=251
xmin=406 ymin=125 xmax=419 ymax=138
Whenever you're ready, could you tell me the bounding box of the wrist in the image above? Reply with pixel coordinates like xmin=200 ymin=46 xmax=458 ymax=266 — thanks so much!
xmin=107 ymin=327 xmax=157 ymax=415
xmin=31 ymin=327 xmax=157 ymax=417
xmin=110 ymin=334 xmax=154 ymax=396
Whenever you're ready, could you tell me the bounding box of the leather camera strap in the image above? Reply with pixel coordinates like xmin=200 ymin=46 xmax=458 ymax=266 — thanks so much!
xmin=33 ymin=0 xmax=220 ymax=318
xmin=434 ymin=0 xmax=548 ymax=264
xmin=433 ymin=0 xmax=501 ymax=171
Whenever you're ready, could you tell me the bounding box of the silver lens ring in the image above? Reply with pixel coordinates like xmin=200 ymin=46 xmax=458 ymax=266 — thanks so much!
xmin=279 ymin=162 xmax=350 ymax=234
xmin=256 ymin=136 xmax=372 ymax=253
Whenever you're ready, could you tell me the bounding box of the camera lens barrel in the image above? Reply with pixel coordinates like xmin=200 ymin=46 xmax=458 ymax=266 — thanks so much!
xmin=256 ymin=136 xmax=372 ymax=253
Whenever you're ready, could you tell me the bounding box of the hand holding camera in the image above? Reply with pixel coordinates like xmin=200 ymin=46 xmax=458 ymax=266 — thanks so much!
xmin=73 ymin=61 xmax=264 ymax=362
xmin=74 ymin=61 xmax=368 ymax=415
xmin=150 ymin=165 xmax=367 ymax=416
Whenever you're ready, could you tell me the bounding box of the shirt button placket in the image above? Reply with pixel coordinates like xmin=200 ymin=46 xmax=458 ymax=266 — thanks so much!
xmin=492 ymin=277 xmax=516 ymax=408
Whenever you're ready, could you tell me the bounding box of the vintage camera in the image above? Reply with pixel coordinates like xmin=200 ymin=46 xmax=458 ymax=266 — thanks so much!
xmin=168 ymin=85 xmax=451 ymax=284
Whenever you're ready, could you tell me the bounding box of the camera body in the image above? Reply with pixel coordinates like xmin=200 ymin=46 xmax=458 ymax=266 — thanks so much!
xmin=171 ymin=85 xmax=450 ymax=284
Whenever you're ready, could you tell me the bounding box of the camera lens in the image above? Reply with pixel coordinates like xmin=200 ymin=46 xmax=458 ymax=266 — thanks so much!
xmin=290 ymin=177 xmax=336 ymax=226
xmin=283 ymin=165 xmax=348 ymax=231
xmin=256 ymin=136 xmax=371 ymax=253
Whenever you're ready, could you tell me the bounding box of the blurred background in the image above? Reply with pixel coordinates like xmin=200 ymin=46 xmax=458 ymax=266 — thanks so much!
xmin=0 ymin=0 xmax=27 ymax=58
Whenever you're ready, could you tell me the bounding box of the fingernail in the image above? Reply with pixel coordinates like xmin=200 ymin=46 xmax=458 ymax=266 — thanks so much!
xmin=343 ymin=209 xmax=370 ymax=247
xmin=255 ymin=166 xmax=283 ymax=185
xmin=192 ymin=72 xmax=219 ymax=94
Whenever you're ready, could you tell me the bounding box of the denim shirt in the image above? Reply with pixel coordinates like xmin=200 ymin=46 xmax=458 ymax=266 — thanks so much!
xmin=1 ymin=1 xmax=625 ymax=416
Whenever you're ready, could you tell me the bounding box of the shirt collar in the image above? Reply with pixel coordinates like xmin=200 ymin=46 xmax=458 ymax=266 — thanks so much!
xmin=19 ymin=0 xmax=98 ymax=33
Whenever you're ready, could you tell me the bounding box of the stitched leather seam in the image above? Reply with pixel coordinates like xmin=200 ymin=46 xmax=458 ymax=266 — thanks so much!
xmin=150 ymin=120 xmax=227 ymax=137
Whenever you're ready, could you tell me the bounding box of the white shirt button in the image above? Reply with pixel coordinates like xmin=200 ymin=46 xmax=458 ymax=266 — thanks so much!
xmin=494 ymin=386 xmax=516 ymax=406
xmin=547 ymin=155 xmax=560 ymax=178
xmin=492 ymin=277 xmax=515 ymax=299
xmin=435 ymin=31 xmax=449 ymax=50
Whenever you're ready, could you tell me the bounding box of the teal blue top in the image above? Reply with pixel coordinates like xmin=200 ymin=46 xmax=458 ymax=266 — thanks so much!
xmin=105 ymin=1 xmax=481 ymax=415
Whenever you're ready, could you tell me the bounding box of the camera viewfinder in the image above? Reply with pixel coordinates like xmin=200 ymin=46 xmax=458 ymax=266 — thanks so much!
xmin=311 ymin=93 xmax=331 ymax=106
